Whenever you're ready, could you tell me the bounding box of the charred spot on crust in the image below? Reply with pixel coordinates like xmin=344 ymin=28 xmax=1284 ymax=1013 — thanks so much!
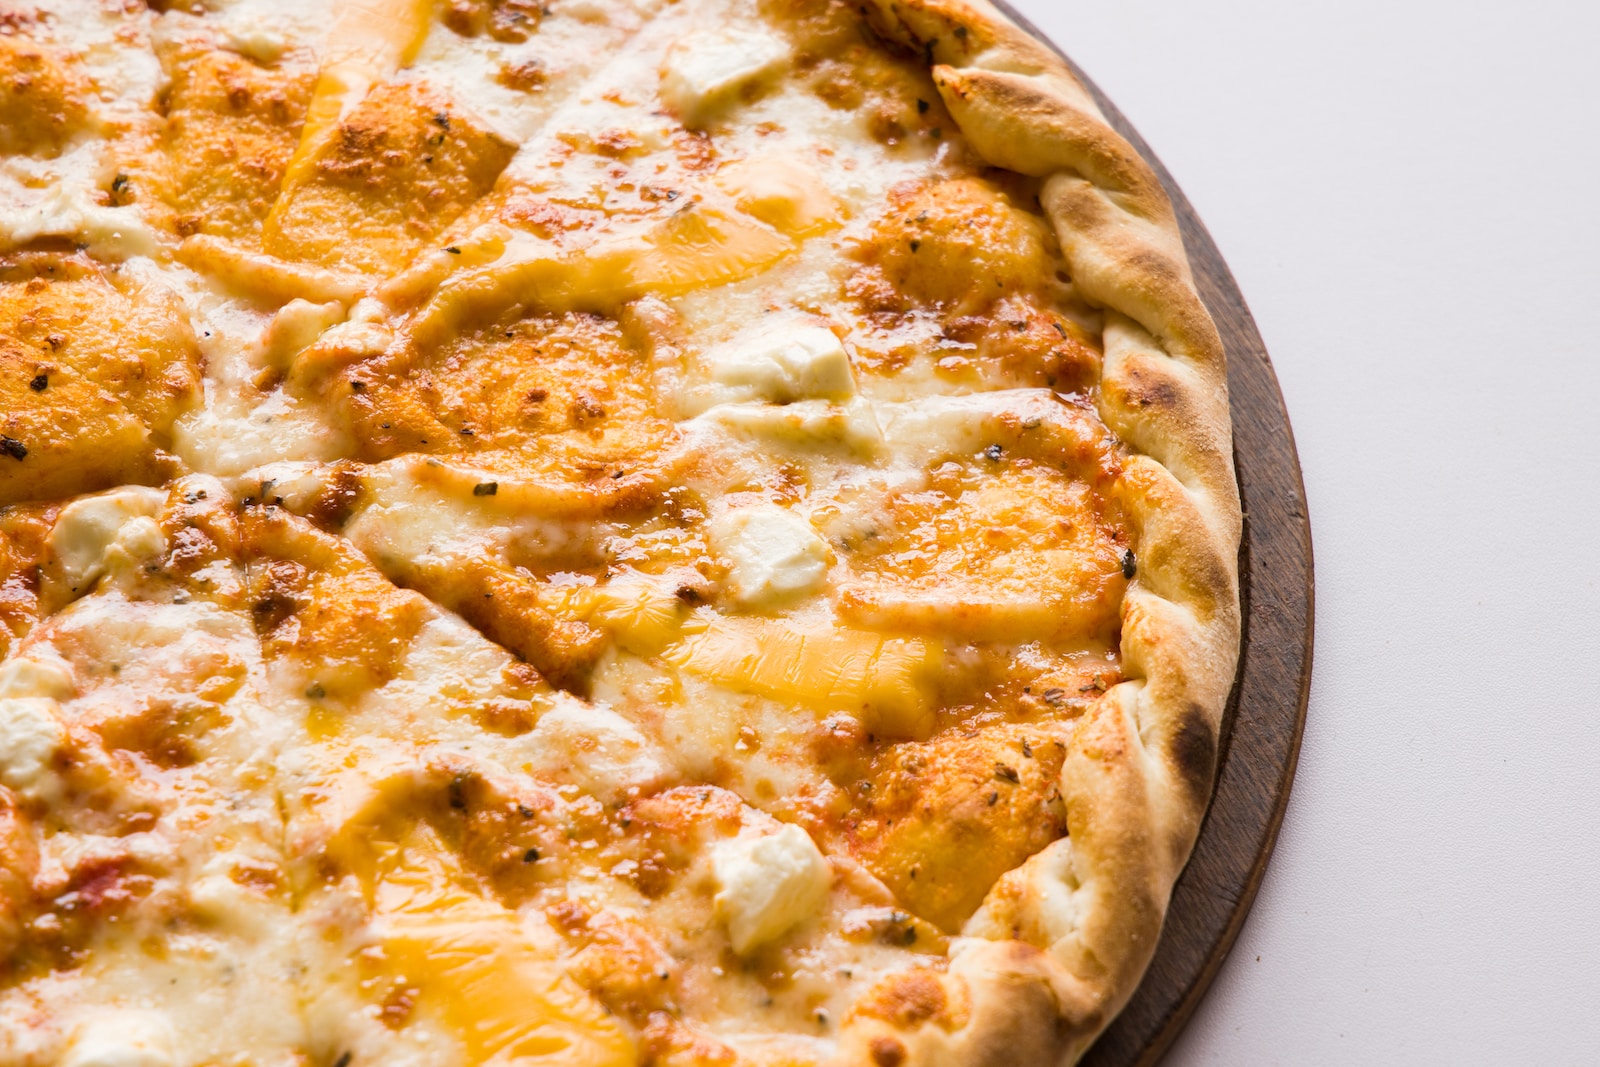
xmin=1168 ymin=702 xmax=1217 ymax=800
xmin=1124 ymin=247 xmax=1183 ymax=289
xmin=1115 ymin=363 xmax=1181 ymax=412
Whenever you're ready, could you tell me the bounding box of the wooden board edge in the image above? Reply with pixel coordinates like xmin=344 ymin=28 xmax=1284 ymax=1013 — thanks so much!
xmin=981 ymin=5 xmax=1317 ymax=1063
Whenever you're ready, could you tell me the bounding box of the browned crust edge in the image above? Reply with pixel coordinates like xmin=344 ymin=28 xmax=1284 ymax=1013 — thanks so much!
xmin=832 ymin=3 xmax=1244 ymax=1064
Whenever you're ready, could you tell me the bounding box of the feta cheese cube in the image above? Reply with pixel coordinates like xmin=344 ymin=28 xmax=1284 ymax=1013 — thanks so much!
xmin=48 ymin=486 xmax=168 ymax=594
xmin=707 ymin=324 xmax=856 ymax=404
xmin=0 ymin=697 xmax=66 ymax=803
xmin=660 ymin=29 xmax=790 ymax=127
xmin=713 ymin=823 xmax=831 ymax=955
xmin=709 ymin=504 xmax=830 ymax=607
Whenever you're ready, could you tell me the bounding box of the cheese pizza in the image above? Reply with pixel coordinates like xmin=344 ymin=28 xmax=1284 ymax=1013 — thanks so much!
xmin=0 ymin=0 xmax=1241 ymax=1063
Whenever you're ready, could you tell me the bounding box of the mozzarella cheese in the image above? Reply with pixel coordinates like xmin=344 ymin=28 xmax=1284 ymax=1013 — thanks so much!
xmin=0 ymin=174 xmax=161 ymax=259
xmin=517 ymin=698 xmax=669 ymax=802
xmin=0 ymin=655 xmax=76 ymax=701
xmin=61 ymin=1013 xmax=176 ymax=1067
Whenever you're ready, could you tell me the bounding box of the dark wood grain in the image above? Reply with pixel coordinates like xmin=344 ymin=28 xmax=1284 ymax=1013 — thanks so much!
xmin=987 ymin=6 xmax=1316 ymax=1064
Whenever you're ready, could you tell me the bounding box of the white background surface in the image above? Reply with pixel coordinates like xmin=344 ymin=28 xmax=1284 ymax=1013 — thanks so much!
xmin=1007 ymin=1 xmax=1600 ymax=1063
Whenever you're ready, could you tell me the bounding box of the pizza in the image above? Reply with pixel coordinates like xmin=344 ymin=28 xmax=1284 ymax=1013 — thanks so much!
xmin=0 ymin=0 xmax=1241 ymax=1063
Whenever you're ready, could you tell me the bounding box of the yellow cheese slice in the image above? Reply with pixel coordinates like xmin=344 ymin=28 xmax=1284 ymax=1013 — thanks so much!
xmin=266 ymin=0 xmax=434 ymax=227
xmin=664 ymin=613 xmax=940 ymax=739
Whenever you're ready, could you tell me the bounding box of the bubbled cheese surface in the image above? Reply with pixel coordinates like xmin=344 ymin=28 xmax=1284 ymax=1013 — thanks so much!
xmin=0 ymin=0 xmax=1130 ymax=1063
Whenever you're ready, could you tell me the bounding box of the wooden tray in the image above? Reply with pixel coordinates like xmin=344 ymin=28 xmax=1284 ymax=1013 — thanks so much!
xmin=988 ymin=5 xmax=1317 ymax=1064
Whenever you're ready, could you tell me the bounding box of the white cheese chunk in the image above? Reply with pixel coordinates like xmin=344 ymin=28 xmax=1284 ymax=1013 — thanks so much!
xmin=62 ymin=1011 xmax=176 ymax=1067
xmin=0 ymin=697 xmax=66 ymax=803
xmin=1 ymin=174 xmax=160 ymax=259
xmin=713 ymin=823 xmax=831 ymax=955
xmin=257 ymin=298 xmax=344 ymax=369
xmin=0 ymin=654 xmax=75 ymax=700
xmin=48 ymin=486 xmax=168 ymax=594
xmin=186 ymin=852 xmax=274 ymax=936
xmin=174 ymin=387 xmax=348 ymax=477
xmin=224 ymin=20 xmax=286 ymax=64
xmin=660 ymin=29 xmax=790 ymax=127
xmin=249 ymin=463 xmax=333 ymax=514
xmin=709 ymin=505 xmax=830 ymax=607
xmin=707 ymin=324 xmax=856 ymax=404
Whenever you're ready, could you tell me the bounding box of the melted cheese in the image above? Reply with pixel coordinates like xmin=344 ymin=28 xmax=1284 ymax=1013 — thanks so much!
xmin=61 ymin=1013 xmax=176 ymax=1067
xmin=0 ymin=654 xmax=76 ymax=701
xmin=0 ymin=0 xmax=1128 ymax=1061
xmin=342 ymin=828 xmax=637 ymax=1067
xmin=516 ymin=699 xmax=668 ymax=802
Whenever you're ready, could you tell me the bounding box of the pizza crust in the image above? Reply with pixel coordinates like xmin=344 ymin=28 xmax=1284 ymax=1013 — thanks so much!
xmin=835 ymin=3 xmax=1243 ymax=1063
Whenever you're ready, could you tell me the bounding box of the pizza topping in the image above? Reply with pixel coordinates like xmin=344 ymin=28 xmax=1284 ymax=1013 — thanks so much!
xmin=708 ymin=503 xmax=831 ymax=608
xmin=847 ymin=726 xmax=1069 ymax=932
xmin=59 ymin=1011 xmax=177 ymax=1067
xmin=324 ymin=819 xmax=638 ymax=1066
xmin=517 ymin=699 xmax=670 ymax=802
xmin=0 ymin=696 xmax=66 ymax=804
xmin=0 ymin=263 xmax=201 ymax=506
xmin=155 ymin=37 xmax=313 ymax=246
xmin=263 ymin=80 xmax=517 ymax=274
xmin=0 ymin=36 xmax=95 ymax=158
xmin=0 ymin=653 xmax=75 ymax=702
xmin=849 ymin=178 xmax=1054 ymax=317
xmin=701 ymin=320 xmax=857 ymax=408
xmin=833 ymin=457 xmax=1126 ymax=643
xmin=47 ymin=487 xmax=168 ymax=596
xmin=659 ymin=28 xmax=790 ymax=127
xmin=665 ymin=613 xmax=940 ymax=739
xmin=713 ymin=153 xmax=840 ymax=237
xmin=712 ymin=821 xmax=832 ymax=955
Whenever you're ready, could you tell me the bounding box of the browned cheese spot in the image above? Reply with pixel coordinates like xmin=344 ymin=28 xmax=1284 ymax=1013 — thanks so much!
xmin=264 ymin=81 xmax=516 ymax=274
xmin=0 ymin=258 xmax=201 ymax=506
xmin=846 ymin=725 xmax=1068 ymax=932
xmin=0 ymin=36 xmax=93 ymax=157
